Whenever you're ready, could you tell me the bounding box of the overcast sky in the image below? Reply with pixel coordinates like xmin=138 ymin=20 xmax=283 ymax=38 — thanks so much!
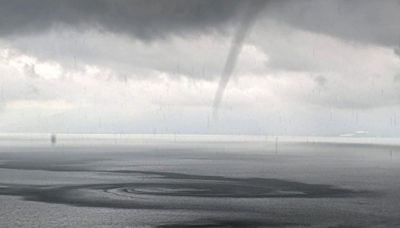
xmin=0 ymin=0 xmax=400 ymax=136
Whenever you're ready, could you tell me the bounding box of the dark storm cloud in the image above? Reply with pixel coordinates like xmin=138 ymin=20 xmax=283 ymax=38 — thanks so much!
xmin=1 ymin=0 xmax=399 ymax=46
xmin=0 ymin=0 xmax=398 ymax=42
xmin=0 ymin=0 xmax=251 ymax=40
xmin=265 ymin=0 xmax=400 ymax=47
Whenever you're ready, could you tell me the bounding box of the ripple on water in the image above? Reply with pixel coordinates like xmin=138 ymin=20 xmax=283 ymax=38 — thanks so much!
xmin=0 ymin=170 xmax=369 ymax=210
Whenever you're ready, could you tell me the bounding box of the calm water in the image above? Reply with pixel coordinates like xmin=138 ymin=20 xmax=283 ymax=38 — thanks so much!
xmin=0 ymin=134 xmax=399 ymax=227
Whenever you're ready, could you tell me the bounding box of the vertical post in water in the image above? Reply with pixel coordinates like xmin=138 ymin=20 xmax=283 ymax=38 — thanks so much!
xmin=51 ymin=133 xmax=57 ymax=146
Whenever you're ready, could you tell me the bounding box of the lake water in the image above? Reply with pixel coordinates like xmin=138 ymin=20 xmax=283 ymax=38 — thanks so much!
xmin=0 ymin=134 xmax=399 ymax=227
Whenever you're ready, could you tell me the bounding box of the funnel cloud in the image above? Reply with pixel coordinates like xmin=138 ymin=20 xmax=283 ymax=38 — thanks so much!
xmin=212 ymin=1 xmax=266 ymax=118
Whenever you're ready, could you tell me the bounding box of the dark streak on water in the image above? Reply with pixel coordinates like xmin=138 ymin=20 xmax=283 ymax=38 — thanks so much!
xmin=0 ymin=169 xmax=367 ymax=210
xmin=156 ymin=219 xmax=303 ymax=227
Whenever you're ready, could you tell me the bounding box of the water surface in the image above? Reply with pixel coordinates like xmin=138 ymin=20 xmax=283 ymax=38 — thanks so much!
xmin=0 ymin=134 xmax=399 ymax=227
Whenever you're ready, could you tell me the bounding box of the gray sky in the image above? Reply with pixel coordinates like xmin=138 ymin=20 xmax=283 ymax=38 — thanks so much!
xmin=0 ymin=0 xmax=400 ymax=136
